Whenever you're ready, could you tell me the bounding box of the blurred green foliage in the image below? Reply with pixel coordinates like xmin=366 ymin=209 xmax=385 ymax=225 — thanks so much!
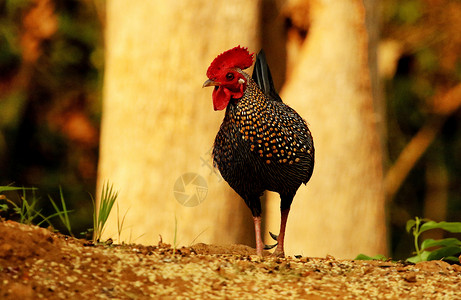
xmin=382 ymin=0 xmax=461 ymax=259
xmin=0 ymin=0 xmax=104 ymax=235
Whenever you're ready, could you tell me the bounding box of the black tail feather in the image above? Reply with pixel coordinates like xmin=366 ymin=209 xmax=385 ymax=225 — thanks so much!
xmin=252 ymin=50 xmax=283 ymax=102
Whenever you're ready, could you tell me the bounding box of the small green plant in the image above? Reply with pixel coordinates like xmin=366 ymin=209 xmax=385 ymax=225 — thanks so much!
xmin=92 ymin=181 xmax=119 ymax=243
xmin=47 ymin=187 xmax=74 ymax=236
xmin=1 ymin=186 xmax=74 ymax=231
xmin=0 ymin=186 xmax=74 ymax=232
xmin=1 ymin=186 xmax=46 ymax=225
xmin=406 ymin=217 xmax=461 ymax=263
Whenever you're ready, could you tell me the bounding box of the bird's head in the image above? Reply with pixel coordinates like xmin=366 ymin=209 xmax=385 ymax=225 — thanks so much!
xmin=203 ymin=46 xmax=254 ymax=111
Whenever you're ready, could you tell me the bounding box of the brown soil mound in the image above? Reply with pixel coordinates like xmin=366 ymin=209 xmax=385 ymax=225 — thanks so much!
xmin=1 ymin=220 xmax=460 ymax=299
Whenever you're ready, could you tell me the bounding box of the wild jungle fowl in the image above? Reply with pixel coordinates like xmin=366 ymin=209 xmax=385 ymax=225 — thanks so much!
xmin=203 ymin=46 xmax=314 ymax=257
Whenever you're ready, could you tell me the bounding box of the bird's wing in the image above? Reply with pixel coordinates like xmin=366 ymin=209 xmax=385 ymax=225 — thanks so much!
xmin=252 ymin=50 xmax=283 ymax=103
xmin=263 ymin=102 xmax=315 ymax=183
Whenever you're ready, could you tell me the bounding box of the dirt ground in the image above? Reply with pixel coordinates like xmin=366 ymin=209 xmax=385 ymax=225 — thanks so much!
xmin=1 ymin=220 xmax=461 ymax=299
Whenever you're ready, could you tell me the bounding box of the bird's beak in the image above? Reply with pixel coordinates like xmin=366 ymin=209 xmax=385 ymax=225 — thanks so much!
xmin=202 ymin=79 xmax=219 ymax=88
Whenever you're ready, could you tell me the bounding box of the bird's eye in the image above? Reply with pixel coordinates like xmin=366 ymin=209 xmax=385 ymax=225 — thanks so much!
xmin=226 ymin=73 xmax=234 ymax=81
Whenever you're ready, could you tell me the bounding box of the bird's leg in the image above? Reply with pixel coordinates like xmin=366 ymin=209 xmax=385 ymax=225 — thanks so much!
xmin=273 ymin=208 xmax=290 ymax=257
xmin=253 ymin=216 xmax=264 ymax=256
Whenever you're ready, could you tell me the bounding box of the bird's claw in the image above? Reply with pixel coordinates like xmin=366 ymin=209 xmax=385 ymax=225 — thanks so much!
xmin=264 ymin=243 xmax=277 ymax=250
xmin=263 ymin=232 xmax=279 ymax=250
xmin=269 ymin=232 xmax=278 ymax=241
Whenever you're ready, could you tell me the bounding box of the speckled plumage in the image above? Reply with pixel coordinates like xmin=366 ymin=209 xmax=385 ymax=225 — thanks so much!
xmin=212 ymin=71 xmax=314 ymax=216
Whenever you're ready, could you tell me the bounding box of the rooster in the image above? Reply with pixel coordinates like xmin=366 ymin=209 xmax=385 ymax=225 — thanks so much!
xmin=203 ymin=46 xmax=314 ymax=256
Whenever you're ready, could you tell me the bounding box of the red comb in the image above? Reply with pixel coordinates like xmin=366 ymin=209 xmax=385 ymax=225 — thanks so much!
xmin=207 ymin=46 xmax=254 ymax=79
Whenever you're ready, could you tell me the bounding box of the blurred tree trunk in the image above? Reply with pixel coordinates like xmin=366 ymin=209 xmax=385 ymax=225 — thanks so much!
xmin=97 ymin=1 xmax=261 ymax=246
xmin=265 ymin=0 xmax=387 ymax=258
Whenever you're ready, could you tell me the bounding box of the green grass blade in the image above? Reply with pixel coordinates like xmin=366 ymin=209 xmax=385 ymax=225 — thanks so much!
xmin=93 ymin=181 xmax=119 ymax=243
xmin=173 ymin=215 xmax=178 ymax=255
xmin=116 ymin=204 xmax=129 ymax=243
xmin=90 ymin=194 xmax=99 ymax=242
xmin=98 ymin=183 xmax=117 ymax=228
xmin=37 ymin=211 xmax=62 ymax=227
xmin=47 ymin=188 xmax=73 ymax=236
xmin=59 ymin=188 xmax=71 ymax=232
xmin=0 ymin=186 xmax=24 ymax=193
xmin=48 ymin=195 xmax=63 ymax=222
xmin=21 ymin=188 xmax=38 ymax=225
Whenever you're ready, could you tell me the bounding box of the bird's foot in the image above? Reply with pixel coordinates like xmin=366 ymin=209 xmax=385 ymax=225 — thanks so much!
xmin=272 ymin=249 xmax=285 ymax=257
xmin=268 ymin=232 xmax=285 ymax=257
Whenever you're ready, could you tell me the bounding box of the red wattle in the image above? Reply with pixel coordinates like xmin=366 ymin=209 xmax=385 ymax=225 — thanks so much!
xmin=212 ymin=87 xmax=231 ymax=111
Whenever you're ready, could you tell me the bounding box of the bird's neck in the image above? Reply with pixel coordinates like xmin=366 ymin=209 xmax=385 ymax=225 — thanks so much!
xmin=226 ymin=79 xmax=268 ymax=115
